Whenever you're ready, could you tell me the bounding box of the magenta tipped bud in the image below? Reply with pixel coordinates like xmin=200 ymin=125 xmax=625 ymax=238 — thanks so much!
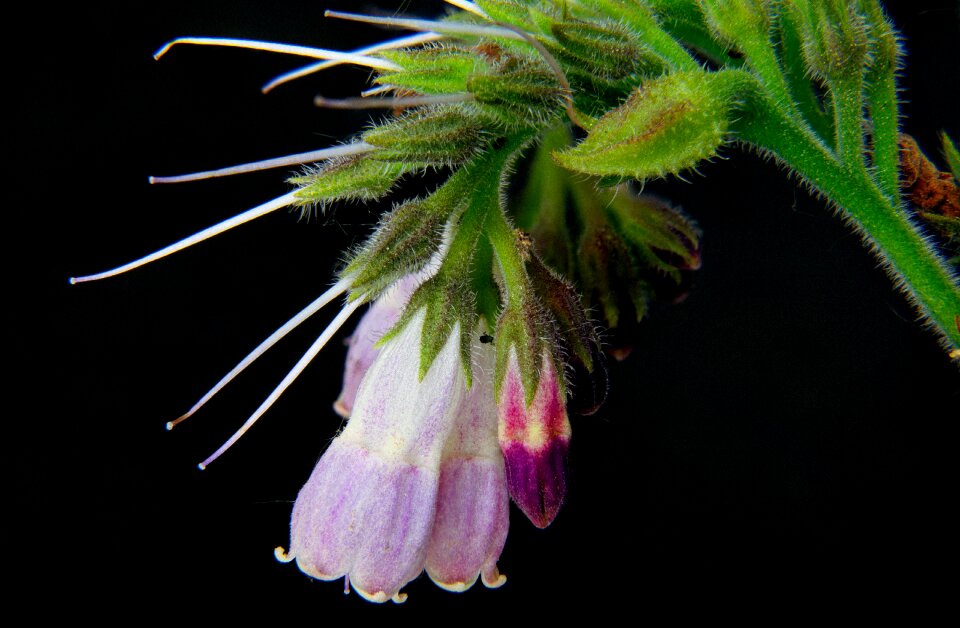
xmin=497 ymin=349 xmax=571 ymax=528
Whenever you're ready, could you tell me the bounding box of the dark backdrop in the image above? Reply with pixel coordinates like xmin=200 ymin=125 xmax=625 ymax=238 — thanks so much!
xmin=10 ymin=0 xmax=959 ymax=617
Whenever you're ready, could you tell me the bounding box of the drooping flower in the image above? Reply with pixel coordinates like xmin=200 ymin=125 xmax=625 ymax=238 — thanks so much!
xmin=426 ymin=336 xmax=508 ymax=591
xmin=279 ymin=308 xmax=508 ymax=602
xmin=334 ymin=274 xmax=420 ymax=418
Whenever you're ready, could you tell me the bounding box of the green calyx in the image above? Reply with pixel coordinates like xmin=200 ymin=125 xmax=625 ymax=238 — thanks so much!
xmin=291 ymin=0 xmax=956 ymax=376
xmin=363 ymin=107 xmax=489 ymax=167
xmin=467 ymin=55 xmax=567 ymax=130
xmin=510 ymin=123 xmax=701 ymax=334
xmin=376 ymin=46 xmax=489 ymax=95
xmin=550 ymin=18 xmax=667 ymax=81
xmin=343 ymin=193 xmax=458 ymax=302
xmin=291 ymin=158 xmax=410 ymax=213
xmin=381 ymin=137 xmax=531 ymax=384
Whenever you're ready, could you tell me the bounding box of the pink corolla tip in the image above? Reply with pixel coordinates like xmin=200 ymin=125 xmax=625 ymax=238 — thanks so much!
xmin=498 ymin=349 xmax=571 ymax=529
xmin=280 ymin=311 xmax=509 ymax=602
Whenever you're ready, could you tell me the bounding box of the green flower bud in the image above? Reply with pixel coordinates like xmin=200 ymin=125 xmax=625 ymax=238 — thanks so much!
xmin=554 ymin=69 xmax=739 ymax=182
xmin=364 ymin=108 xmax=489 ymax=166
xmin=291 ymin=157 xmax=410 ymax=212
xmin=467 ymin=56 xmax=566 ymax=130
xmin=699 ymin=0 xmax=770 ymax=48
xmin=345 ymin=196 xmax=454 ymax=299
xmin=376 ymin=46 xmax=489 ymax=95
xmin=791 ymin=0 xmax=870 ymax=82
xmin=551 ymin=19 xmax=667 ymax=80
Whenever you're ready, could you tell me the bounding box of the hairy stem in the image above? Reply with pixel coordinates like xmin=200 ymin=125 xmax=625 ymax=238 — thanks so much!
xmin=728 ymin=72 xmax=960 ymax=350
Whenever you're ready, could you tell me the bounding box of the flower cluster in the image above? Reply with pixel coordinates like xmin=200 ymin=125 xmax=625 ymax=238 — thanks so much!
xmin=68 ymin=0 xmax=732 ymax=603
xmin=278 ymin=308 xmax=511 ymax=601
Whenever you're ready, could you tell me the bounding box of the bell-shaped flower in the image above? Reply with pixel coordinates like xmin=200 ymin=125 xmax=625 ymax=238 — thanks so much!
xmin=334 ymin=274 xmax=420 ymax=417
xmin=280 ymin=309 xmax=509 ymax=602
xmin=498 ymin=348 xmax=571 ymax=529
xmin=426 ymin=338 xmax=508 ymax=591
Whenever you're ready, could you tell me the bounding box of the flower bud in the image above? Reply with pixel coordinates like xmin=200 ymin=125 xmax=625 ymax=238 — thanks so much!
xmin=554 ymin=69 xmax=738 ymax=182
xmin=364 ymin=108 xmax=488 ymax=166
xmin=497 ymin=348 xmax=571 ymax=528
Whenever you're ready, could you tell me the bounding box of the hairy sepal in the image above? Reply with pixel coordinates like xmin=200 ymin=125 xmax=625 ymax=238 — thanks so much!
xmin=376 ymin=46 xmax=489 ymax=95
xmin=291 ymin=158 xmax=410 ymax=211
xmin=345 ymin=196 xmax=458 ymax=300
xmin=364 ymin=108 xmax=489 ymax=167
xmin=467 ymin=57 xmax=566 ymax=131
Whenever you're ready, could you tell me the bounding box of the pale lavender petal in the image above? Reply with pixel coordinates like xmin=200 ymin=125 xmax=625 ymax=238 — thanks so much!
xmin=287 ymin=310 xmax=470 ymax=602
xmin=426 ymin=338 xmax=509 ymax=590
xmin=342 ymin=311 xmax=465 ymax=467
xmin=349 ymin=463 xmax=439 ymax=602
xmin=290 ymin=439 xmax=383 ymax=581
xmin=335 ymin=275 xmax=420 ymax=417
xmin=426 ymin=456 xmax=508 ymax=590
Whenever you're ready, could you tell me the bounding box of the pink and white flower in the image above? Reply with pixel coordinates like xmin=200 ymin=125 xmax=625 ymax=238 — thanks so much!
xmin=334 ymin=274 xmax=420 ymax=418
xmin=279 ymin=309 xmax=508 ymax=602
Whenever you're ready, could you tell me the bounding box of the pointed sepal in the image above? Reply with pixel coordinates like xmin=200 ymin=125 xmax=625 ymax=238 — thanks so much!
xmin=364 ymin=108 xmax=489 ymax=167
xmin=291 ymin=157 xmax=410 ymax=213
xmin=526 ymin=250 xmax=607 ymax=415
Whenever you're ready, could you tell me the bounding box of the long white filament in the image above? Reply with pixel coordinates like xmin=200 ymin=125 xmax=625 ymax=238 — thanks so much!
xmin=361 ymin=84 xmax=397 ymax=98
xmin=167 ymin=276 xmax=354 ymax=430
xmin=154 ymin=37 xmax=402 ymax=72
xmin=443 ymin=0 xmax=490 ymax=19
xmin=323 ymin=11 xmax=526 ymax=42
xmin=148 ymin=142 xmax=375 ymax=184
xmin=262 ymin=32 xmax=443 ymax=93
xmin=314 ymin=93 xmax=473 ymax=109
xmin=69 ymin=191 xmax=299 ymax=284
xmin=198 ymin=298 xmax=363 ymax=469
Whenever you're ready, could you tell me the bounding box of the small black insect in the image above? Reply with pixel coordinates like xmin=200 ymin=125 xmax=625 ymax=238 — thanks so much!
xmin=479 ymin=333 xmax=494 ymax=344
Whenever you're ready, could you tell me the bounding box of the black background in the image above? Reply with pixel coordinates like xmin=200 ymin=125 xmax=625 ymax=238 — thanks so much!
xmin=10 ymin=0 xmax=959 ymax=617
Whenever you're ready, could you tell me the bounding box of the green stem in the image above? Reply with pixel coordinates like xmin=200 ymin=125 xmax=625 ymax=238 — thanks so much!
xmin=740 ymin=34 xmax=797 ymax=120
xmin=454 ymin=133 xmax=533 ymax=301
xmin=776 ymin=11 xmax=833 ymax=141
xmin=730 ymin=72 xmax=960 ymax=350
xmin=865 ymin=68 xmax=900 ymax=202
xmin=828 ymin=73 xmax=867 ymax=172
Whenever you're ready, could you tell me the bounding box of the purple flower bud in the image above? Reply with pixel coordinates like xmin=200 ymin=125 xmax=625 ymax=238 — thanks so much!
xmin=497 ymin=349 xmax=571 ymax=529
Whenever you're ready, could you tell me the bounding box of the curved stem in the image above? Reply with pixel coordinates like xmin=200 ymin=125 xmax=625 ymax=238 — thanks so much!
xmin=729 ymin=72 xmax=960 ymax=351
